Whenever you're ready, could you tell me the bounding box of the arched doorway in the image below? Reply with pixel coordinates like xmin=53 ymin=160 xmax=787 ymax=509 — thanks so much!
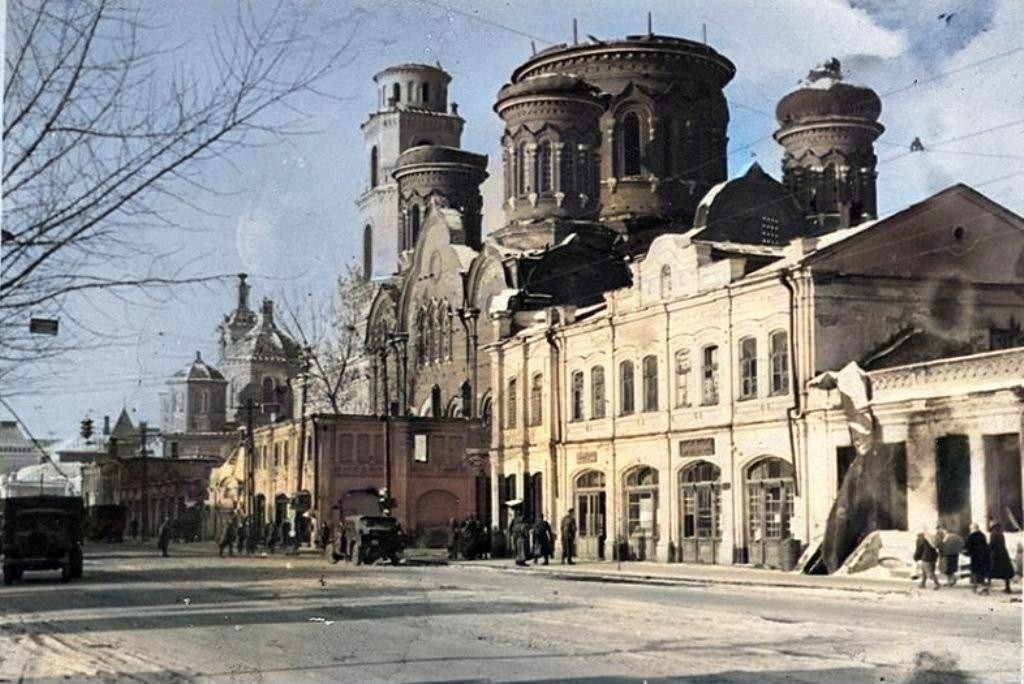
xmin=573 ymin=470 xmax=606 ymax=560
xmin=678 ymin=461 xmax=721 ymax=564
xmin=746 ymin=457 xmax=795 ymax=569
xmin=415 ymin=489 xmax=459 ymax=547
xmin=273 ymin=493 xmax=289 ymax=527
xmin=623 ymin=466 xmax=658 ymax=561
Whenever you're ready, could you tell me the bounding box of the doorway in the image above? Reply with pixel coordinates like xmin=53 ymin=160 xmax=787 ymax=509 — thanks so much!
xmin=746 ymin=458 xmax=795 ymax=569
xmin=936 ymin=435 xmax=971 ymax=535
xmin=984 ymin=433 xmax=1022 ymax=530
xmin=574 ymin=470 xmax=607 ymax=559
xmin=678 ymin=461 xmax=721 ymax=564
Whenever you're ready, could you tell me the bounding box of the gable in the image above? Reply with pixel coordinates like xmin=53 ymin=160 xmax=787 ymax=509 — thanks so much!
xmin=808 ymin=185 xmax=1024 ymax=283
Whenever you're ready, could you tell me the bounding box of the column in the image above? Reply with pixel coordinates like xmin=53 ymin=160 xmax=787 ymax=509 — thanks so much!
xmin=968 ymin=429 xmax=986 ymax=528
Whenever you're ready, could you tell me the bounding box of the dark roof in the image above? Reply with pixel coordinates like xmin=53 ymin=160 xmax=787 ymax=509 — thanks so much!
xmin=776 ymin=81 xmax=882 ymax=124
xmin=172 ymin=351 xmax=226 ymax=381
xmin=497 ymin=74 xmax=601 ymax=101
xmin=395 ymin=145 xmax=488 ymax=170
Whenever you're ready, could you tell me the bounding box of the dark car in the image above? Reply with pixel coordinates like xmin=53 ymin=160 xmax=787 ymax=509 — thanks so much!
xmin=340 ymin=515 xmax=403 ymax=566
xmin=2 ymin=496 xmax=85 ymax=585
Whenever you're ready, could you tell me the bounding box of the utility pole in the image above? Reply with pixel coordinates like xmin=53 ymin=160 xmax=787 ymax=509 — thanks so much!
xmin=379 ymin=345 xmax=392 ymax=497
xmin=139 ymin=421 xmax=149 ymax=538
xmin=297 ymin=347 xmax=311 ymax=493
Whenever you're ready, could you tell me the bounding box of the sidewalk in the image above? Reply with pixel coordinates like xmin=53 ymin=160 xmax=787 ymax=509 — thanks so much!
xmin=455 ymin=557 xmax=979 ymax=596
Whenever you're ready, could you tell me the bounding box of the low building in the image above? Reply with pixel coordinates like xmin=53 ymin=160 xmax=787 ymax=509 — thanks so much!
xmin=242 ymin=414 xmax=489 ymax=546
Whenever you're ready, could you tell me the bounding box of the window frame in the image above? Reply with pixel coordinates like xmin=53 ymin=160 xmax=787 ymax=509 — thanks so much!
xmin=701 ymin=345 xmax=719 ymax=406
xmin=769 ymin=330 xmax=790 ymax=396
xmin=642 ymin=354 xmax=659 ymax=412
xmin=529 ymin=373 xmax=543 ymax=427
xmin=570 ymin=370 xmax=584 ymax=422
xmin=590 ymin=365 xmax=606 ymax=420
xmin=619 ymin=360 xmax=635 ymax=416
xmin=739 ymin=337 xmax=758 ymax=400
xmin=506 ymin=377 xmax=517 ymax=429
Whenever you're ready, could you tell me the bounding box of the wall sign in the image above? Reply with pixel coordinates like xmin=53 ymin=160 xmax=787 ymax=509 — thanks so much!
xmin=678 ymin=438 xmax=715 ymax=458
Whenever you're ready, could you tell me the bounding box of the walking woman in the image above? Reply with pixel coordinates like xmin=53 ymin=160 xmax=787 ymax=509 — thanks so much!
xmin=988 ymin=521 xmax=1016 ymax=594
xmin=965 ymin=523 xmax=990 ymax=594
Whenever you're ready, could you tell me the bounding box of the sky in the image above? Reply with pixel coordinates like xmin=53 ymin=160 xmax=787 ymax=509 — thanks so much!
xmin=4 ymin=0 xmax=1023 ymax=442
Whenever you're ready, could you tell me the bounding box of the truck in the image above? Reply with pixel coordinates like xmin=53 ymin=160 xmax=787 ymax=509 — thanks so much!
xmin=86 ymin=503 xmax=127 ymax=542
xmin=1 ymin=496 xmax=85 ymax=585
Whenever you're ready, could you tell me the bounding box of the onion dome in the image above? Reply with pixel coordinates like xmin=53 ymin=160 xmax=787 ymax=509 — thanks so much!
xmin=173 ymin=351 xmax=225 ymax=381
xmin=394 ymin=145 xmax=488 ymax=171
xmin=776 ymin=59 xmax=881 ymax=125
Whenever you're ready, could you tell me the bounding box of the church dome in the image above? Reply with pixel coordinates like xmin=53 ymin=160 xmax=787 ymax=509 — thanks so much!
xmin=395 ymin=145 xmax=488 ymax=170
xmin=776 ymin=61 xmax=881 ymax=124
xmin=496 ymin=74 xmax=600 ymax=101
xmin=173 ymin=351 xmax=225 ymax=381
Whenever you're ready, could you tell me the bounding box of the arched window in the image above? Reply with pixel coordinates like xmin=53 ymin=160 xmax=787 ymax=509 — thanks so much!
xmin=674 ymin=349 xmax=691 ymax=408
xmin=460 ymin=381 xmax=472 ymax=418
xmin=619 ymin=360 xmax=635 ymax=416
xmin=739 ymin=337 xmax=758 ymax=400
xmin=746 ymin=458 xmax=795 ymax=549
xmin=506 ymin=378 xmax=518 ymax=428
xmin=559 ymin=142 xmax=575 ymax=194
xmin=619 ymin=111 xmax=643 ymax=177
xmin=410 ymin=204 xmax=421 ymax=246
xmin=407 ymin=80 xmax=414 ymax=102
xmin=370 ymin=146 xmax=379 ymax=188
xmin=391 ymin=83 xmax=400 ymax=105
xmin=570 ymin=370 xmax=584 ymax=422
xmin=438 ymin=304 xmax=451 ymax=361
xmin=444 ymin=304 xmax=454 ymax=360
xmin=362 ymin=225 xmax=373 ymax=281
xmin=536 ymin=141 xmax=553 ymax=194
xmin=702 ymin=345 xmax=719 ymax=406
xmin=515 ymin=143 xmax=527 ymax=196
xmin=679 ymin=461 xmax=722 ymax=549
xmin=590 ymin=365 xmax=606 ymax=419
xmin=659 ymin=264 xmax=672 ymax=299
xmin=426 ymin=305 xmax=437 ymax=363
xmin=421 ymin=82 xmax=430 ymax=103
xmin=642 ymin=355 xmax=658 ymax=412
xmin=574 ymin=470 xmax=607 ymax=543
xmin=624 ymin=466 xmax=658 ymax=537
xmin=769 ymin=330 xmax=789 ymax=395
xmin=529 ymin=373 xmax=543 ymax=426
xmin=198 ymin=389 xmax=208 ymax=414
xmin=430 ymin=385 xmax=442 ymax=417
xmin=261 ymin=377 xmax=275 ymax=411
xmin=415 ymin=309 xmax=427 ymax=367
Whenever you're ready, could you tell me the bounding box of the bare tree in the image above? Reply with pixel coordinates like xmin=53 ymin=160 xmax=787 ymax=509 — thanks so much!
xmin=1 ymin=0 xmax=356 ymax=379
xmin=278 ymin=264 xmax=374 ymax=414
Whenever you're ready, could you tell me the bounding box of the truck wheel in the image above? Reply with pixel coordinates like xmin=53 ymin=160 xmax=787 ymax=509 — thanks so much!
xmin=3 ymin=565 xmax=16 ymax=586
xmin=69 ymin=548 xmax=84 ymax=579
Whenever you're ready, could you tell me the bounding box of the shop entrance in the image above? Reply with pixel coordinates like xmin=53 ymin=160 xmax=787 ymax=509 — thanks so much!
xmin=623 ymin=466 xmax=659 ymax=561
xmin=678 ymin=461 xmax=721 ymax=564
xmin=574 ymin=470 xmax=606 ymax=559
xmin=746 ymin=458 xmax=795 ymax=569
xmin=936 ymin=435 xmax=972 ymax=535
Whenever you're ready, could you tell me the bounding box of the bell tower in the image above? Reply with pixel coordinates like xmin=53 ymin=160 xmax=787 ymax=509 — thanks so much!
xmin=357 ymin=64 xmax=464 ymax=280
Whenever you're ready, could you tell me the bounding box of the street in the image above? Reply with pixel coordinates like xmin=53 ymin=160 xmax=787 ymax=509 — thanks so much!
xmin=0 ymin=544 xmax=1020 ymax=683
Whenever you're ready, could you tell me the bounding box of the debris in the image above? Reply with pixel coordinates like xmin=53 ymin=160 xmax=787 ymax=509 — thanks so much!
xmin=309 ymin=617 xmax=326 ymax=622
xmin=910 ymin=137 xmax=925 ymax=152
xmin=319 ymin=574 xmax=327 ymax=587
xmin=181 ymin=597 xmax=192 ymax=607
xmin=234 ymin=625 xmax=241 ymax=631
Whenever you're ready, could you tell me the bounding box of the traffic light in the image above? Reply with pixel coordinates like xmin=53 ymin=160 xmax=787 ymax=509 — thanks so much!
xmin=80 ymin=417 xmax=94 ymax=441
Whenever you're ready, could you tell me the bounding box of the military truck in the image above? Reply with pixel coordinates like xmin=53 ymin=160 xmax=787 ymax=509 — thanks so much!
xmin=1 ymin=496 xmax=85 ymax=585
xmin=86 ymin=503 xmax=126 ymax=542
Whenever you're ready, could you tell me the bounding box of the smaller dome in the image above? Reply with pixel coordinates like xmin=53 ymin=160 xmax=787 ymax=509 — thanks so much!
xmin=173 ymin=351 xmax=225 ymax=381
xmin=395 ymin=145 xmax=488 ymax=170
xmin=777 ymin=81 xmax=881 ymax=124
xmin=496 ymin=73 xmax=601 ymax=102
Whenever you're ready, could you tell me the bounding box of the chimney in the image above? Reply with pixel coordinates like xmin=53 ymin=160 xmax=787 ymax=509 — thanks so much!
xmin=103 ymin=415 xmax=111 ymax=436
xmin=237 ymin=273 xmax=251 ymax=313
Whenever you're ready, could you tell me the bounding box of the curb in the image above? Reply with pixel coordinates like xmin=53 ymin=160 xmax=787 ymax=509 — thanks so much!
xmin=456 ymin=562 xmax=916 ymax=596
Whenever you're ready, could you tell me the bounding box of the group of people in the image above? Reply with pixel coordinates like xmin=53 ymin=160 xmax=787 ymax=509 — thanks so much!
xmin=914 ymin=520 xmax=1021 ymax=594
xmin=215 ymin=513 xmax=313 ymax=558
xmin=508 ymin=508 xmax=578 ymax=567
xmin=448 ymin=516 xmax=491 ymax=560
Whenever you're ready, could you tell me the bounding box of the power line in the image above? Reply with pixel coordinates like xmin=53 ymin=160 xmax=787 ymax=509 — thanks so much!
xmin=416 ymin=0 xmax=559 ymax=46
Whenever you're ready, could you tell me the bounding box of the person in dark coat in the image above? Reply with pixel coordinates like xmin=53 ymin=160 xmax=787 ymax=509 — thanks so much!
xmin=510 ymin=511 xmax=527 ymax=566
xmin=129 ymin=518 xmax=139 ymax=540
xmin=448 ymin=519 xmax=461 ymax=560
xmin=913 ymin=530 xmax=940 ymax=589
xmin=560 ymin=508 xmax=577 ymax=565
xmin=236 ymin=516 xmax=247 ymax=554
xmin=157 ymin=517 xmax=172 ymax=557
xmin=937 ymin=527 xmax=964 ymax=586
xmin=988 ymin=521 xmax=1015 ymax=594
xmin=218 ymin=514 xmax=238 ymax=557
xmin=532 ymin=514 xmax=554 ymax=565
xmin=964 ymin=523 xmax=990 ymax=594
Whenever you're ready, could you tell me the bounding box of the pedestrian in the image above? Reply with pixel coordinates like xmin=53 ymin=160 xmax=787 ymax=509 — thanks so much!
xmin=988 ymin=521 xmax=1015 ymax=594
xmin=129 ymin=518 xmax=139 ymax=540
xmin=318 ymin=522 xmax=331 ymax=556
xmin=532 ymin=513 xmax=554 ymax=565
xmin=560 ymin=508 xmax=577 ymax=565
xmin=266 ymin=522 xmax=279 ymax=554
xmin=913 ymin=528 xmax=940 ymax=589
xmin=448 ymin=518 xmax=460 ymax=560
xmin=510 ymin=510 xmax=527 ymax=566
xmin=157 ymin=517 xmax=172 ymax=558
xmin=218 ymin=514 xmax=238 ymax=557
xmin=1015 ymin=542 xmax=1023 ymax=580
xmin=937 ymin=526 xmax=964 ymax=586
xmin=964 ymin=523 xmax=990 ymax=594
xmin=245 ymin=519 xmax=259 ymax=555
xmin=236 ymin=516 xmax=247 ymax=555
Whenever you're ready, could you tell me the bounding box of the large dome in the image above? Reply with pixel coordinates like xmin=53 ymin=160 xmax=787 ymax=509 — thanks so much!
xmin=172 ymin=351 xmax=225 ymax=381
xmin=496 ymin=73 xmax=600 ymax=101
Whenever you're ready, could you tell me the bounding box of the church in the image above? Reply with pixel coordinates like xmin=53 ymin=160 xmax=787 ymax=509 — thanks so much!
xmin=351 ymin=33 xmax=1023 ymax=567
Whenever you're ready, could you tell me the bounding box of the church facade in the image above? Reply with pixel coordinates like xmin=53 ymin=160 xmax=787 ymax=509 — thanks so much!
xmin=349 ymin=33 xmax=1024 ymax=566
